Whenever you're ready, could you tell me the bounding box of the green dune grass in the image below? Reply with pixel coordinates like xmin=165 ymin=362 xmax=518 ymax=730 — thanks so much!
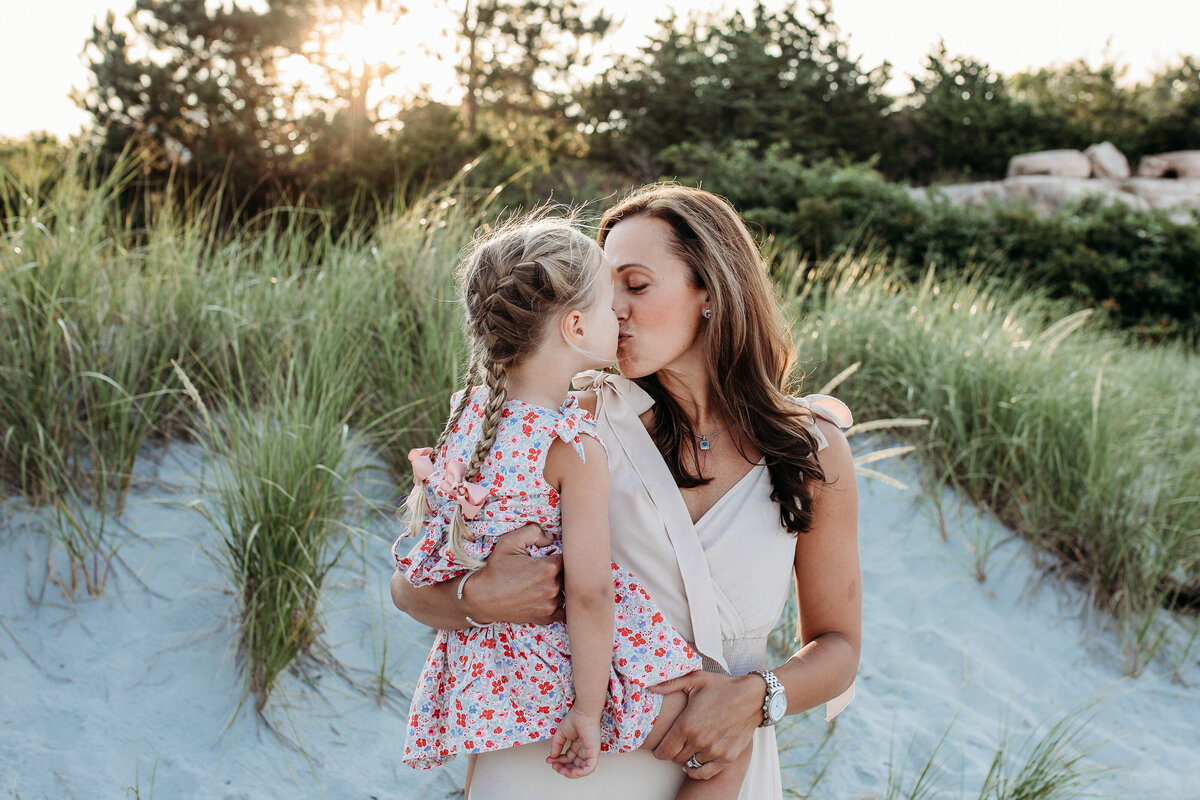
xmin=2 ymin=154 xmax=1196 ymax=718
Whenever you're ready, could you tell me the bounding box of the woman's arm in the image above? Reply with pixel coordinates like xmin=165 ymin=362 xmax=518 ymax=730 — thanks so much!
xmin=648 ymin=418 xmax=861 ymax=779
xmin=390 ymin=524 xmax=565 ymax=630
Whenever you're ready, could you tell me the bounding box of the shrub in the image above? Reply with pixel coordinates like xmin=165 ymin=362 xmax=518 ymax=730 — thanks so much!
xmin=662 ymin=143 xmax=1200 ymax=341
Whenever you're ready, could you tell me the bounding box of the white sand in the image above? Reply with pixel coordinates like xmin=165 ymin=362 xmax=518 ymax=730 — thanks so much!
xmin=1 ymin=442 xmax=1197 ymax=799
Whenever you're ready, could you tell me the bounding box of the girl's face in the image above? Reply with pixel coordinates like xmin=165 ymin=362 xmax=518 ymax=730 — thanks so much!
xmin=576 ymin=261 xmax=620 ymax=368
xmin=604 ymin=215 xmax=708 ymax=379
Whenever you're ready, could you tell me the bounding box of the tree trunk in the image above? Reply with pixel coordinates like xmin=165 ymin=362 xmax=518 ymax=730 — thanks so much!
xmin=463 ymin=0 xmax=479 ymax=136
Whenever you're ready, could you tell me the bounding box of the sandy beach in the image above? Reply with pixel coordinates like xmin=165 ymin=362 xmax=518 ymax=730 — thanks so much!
xmin=1 ymin=440 xmax=1197 ymax=799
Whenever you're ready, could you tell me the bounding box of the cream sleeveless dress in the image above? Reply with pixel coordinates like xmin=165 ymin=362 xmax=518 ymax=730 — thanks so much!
xmin=467 ymin=372 xmax=855 ymax=800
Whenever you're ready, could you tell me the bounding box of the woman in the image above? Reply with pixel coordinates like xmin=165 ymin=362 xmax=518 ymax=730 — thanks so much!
xmin=391 ymin=184 xmax=860 ymax=798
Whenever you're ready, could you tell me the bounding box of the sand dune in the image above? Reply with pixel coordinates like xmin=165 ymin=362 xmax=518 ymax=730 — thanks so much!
xmin=1 ymin=441 xmax=1196 ymax=798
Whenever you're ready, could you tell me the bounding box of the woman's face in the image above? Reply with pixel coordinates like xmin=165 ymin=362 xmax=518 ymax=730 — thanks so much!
xmin=604 ymin=215 xmax=709 ymax=379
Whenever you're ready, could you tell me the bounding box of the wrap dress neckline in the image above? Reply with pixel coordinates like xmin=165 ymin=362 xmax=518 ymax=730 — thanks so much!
xmin=572 ymin=369 xmax=854 ymax=681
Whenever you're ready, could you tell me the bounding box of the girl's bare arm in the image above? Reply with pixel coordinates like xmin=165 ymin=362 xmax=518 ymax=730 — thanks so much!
xmin=545 ymin=433 xmax=614 ymax=718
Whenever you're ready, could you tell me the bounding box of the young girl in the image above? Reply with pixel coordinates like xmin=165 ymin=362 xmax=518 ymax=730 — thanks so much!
xmin=392 ymin=214 xmax=751 ymax=797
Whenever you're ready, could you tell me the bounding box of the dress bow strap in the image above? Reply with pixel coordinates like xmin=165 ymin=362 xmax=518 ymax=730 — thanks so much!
xmin=440 ymin=460 xmax=490 ymax=520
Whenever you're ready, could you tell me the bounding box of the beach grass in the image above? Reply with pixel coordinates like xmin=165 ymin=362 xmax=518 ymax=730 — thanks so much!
xmin=180 ymin=349 xmax=362 ymax=710
xmin=3 ymin=148 xmax=1197 ymax=706
xmin=878 ymin=705 xmax=1104 ymax=800
xmin=781 ymin=253 xmax=1200 ymax=671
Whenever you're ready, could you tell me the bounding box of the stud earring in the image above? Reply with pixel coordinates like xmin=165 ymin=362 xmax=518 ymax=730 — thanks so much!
xmin=703 ymin=308 xmax=712 ymax=319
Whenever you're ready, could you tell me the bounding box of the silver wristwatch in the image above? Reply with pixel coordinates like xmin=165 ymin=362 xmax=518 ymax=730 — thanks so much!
xmin=751 ymin=669 xmax=787 ymax=727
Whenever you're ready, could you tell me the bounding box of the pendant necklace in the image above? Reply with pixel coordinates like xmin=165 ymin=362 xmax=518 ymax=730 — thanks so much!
xmin=694 ymin=423 xmax=732 ymax=452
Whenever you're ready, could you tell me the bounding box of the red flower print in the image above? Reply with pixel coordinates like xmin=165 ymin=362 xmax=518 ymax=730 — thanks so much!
xmin=481 ymin=709 xmax=495 ymax=720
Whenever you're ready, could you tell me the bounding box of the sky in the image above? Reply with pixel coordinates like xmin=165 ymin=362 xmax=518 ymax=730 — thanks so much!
xmin=2 ymin=0 xmax=1199 ymax=141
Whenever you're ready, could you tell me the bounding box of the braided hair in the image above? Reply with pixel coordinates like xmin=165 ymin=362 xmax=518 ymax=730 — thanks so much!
xmin=407 ymin=211 xmax=605 ymax=568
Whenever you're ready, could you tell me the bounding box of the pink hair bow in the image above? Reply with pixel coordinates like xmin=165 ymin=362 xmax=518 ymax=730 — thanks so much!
xmin=409 ymin=448 xmax=435 ymax=482
xmin=409 ymin=448 xmax=435 ymax=514
xmin=440 ymin=460 xmax=490 ymax=520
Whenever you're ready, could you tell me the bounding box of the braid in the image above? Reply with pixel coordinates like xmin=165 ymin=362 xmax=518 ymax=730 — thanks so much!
xmin=466 ymin=365 xmax=508 ymax=481
xmin=447 ymin=364 xmax=508 ymax=569
xmin=406 ymin=358 xmax=481 ymax=538
xmin=436 ymin=358 xmax=482 ymax=457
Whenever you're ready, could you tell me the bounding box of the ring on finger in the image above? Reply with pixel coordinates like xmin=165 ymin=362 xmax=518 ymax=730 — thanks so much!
xmin=686 ymin=754 xmax=703 ymax=770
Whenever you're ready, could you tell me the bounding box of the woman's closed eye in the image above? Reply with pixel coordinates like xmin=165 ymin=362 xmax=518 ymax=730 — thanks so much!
xmin=627 ymin=284 xmax=648 ymax=294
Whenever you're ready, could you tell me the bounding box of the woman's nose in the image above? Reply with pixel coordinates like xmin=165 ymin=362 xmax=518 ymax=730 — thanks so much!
xmin=612 ymin=296 xmax=628 ymax=322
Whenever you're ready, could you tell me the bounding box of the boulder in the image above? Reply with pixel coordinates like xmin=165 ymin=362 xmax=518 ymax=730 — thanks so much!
xmin=1136 ymin=151 xmax=1200 ymax=178
xmin=1006 ymin=149 xmax=1092 ymax=179
xmin=1003 ymin=175 xmax=1149 ymax=214
xmin=1121 ymin=178 xmax=1200 ymax=214
xmin=909 ymin=181 xmax=1007 ymax=207
xmin=1085 ymin=141 xmax=1131 ymax=178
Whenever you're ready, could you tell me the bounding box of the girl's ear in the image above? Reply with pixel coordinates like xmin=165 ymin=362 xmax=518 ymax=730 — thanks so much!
xmin=559 ymin=309 xmax=585 ymax=344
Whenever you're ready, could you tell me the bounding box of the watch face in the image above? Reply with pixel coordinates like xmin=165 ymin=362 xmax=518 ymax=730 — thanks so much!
xmin=769 ymin=692 xmax=787 ymax=720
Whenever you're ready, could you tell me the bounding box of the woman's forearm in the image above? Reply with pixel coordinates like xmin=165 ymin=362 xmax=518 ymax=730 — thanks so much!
xmin=774 ymin=630 xmax=859 ymax=718
xmin=390 ymin=569 xmax=476 ymax=630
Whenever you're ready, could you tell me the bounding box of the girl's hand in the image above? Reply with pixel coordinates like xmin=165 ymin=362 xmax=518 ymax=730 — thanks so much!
xmin=546 ymin=708 xmax=601 ymax=778
xmin=649 ymin=671 xmax=762 ymax=780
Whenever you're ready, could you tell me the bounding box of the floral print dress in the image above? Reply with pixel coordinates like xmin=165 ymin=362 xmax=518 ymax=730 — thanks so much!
xmin=393 ymin=386 xmax=700 ymax=770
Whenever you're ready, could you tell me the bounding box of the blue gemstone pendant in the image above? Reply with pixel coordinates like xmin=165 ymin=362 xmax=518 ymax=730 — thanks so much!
xmin=698 ymin=437 xmax=712 ymax=451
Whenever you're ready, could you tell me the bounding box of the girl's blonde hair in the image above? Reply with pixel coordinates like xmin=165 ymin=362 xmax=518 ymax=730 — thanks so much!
xmin=406 ymin=210 xmax=605 ymax=567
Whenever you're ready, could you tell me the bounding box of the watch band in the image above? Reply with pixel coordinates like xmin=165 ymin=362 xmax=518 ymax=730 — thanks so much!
xmin=751 ymin=669 xmax=785 ymax=727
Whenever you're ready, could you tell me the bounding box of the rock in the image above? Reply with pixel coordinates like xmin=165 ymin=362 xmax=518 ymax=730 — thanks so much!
xmin=1121 ymin=178 xmax=1200 ymax=214
xmin=909 ymin=181 xmax=1007 ymax=207
xmin=1136 ymin=151 xmax=1200 ymax=178
xmin=1006 ymin=149 xmax=1092 ymax=179
xmin=1085 ymin=141 xmax=1131 ymax=178
xmin=1003 ymin=175 xmax=1149 ymax=214
xmin=912 ymin=175 xmax=1200 ymax=221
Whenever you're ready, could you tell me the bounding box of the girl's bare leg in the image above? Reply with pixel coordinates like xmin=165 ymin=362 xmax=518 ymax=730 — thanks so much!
xmin=640 ymin=691 xmax=752 ymax=800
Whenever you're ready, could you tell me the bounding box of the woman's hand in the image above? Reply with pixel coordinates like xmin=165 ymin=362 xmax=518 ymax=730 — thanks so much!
xmin=390 ymin=524 xmax=563 ymax=629
xmin=467 ymin=524 xmax=564 ymax=625
xmin=648 ymin=671 xmax=763 ymax=780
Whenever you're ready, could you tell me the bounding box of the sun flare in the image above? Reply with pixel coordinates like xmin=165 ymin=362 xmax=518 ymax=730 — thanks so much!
xmin=279 ymin=4 xmax=461 ymax=123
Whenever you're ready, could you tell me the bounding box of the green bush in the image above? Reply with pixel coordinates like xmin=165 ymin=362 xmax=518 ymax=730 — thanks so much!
xmin=663 ymin=143 xmax=1200 ymax=341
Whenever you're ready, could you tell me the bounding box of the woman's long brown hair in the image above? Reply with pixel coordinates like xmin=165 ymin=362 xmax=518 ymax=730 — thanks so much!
xmin=598 ymin=184 xmax=827 ymax=536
